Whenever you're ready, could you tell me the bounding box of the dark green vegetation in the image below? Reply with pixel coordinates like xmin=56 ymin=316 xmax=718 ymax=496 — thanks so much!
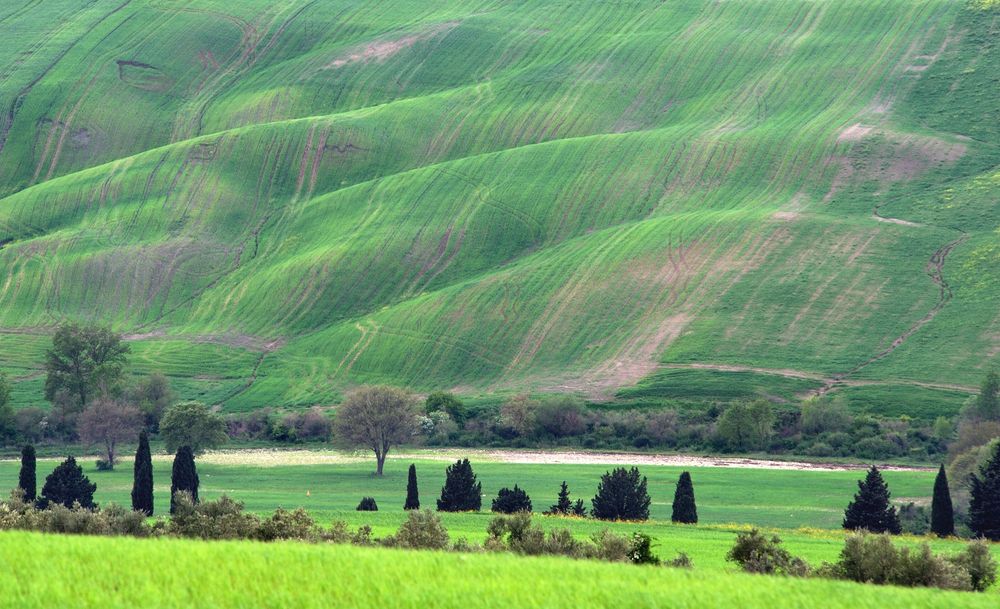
xmin=131 ymin=432 xmax=153 ymax=516
xmin=38 ymin=456 xmax=95 ymax=509
xmin=843 ymin=466 xmax=902 ymax=535
xmin=0 ymin=0 xmax=998 ymax=415
xmin=590 ymin=467 xmax=650 ymax=521
xmin=672 ymin=471 xmax=698 ymax=524
xmin=169 ymin=446 xmax=198 ymax=513
xmin=437 ymin=458 xmax=481 ymax=512
xmin=968 ymin=444 xmax=1000 ymax=541
xmin=404 ymin=463 xmax=420 ymax=510
xmin=17 ymin=445 xmax=34 ymax=502
xmin=931 ymin=464 xmax=954 ymax=537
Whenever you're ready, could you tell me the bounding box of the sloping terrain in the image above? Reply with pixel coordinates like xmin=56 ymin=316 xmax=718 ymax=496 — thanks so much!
xmin=0 ymin=0 xmax=998 ymax=410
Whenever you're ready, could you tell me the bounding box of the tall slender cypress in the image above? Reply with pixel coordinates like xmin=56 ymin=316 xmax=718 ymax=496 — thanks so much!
xmin=930 ymin=464 xmax=954 ymax=537
xmin=671 ymin=471 xmax=698 ymax=524
xmin=843 ymin=466 xmax=901 ymax=534
xmin=404 ymin=463 xmax=420 ymax=510
xmin=132 ymin=431 xmax=154 ymax=516
xmin=18 ymin=445 xmax=36 ymax=502
xmin=170 ymin=445 xmax=199 ymax=514
xmin=969 ymin=443 xmax=1000 ymax=541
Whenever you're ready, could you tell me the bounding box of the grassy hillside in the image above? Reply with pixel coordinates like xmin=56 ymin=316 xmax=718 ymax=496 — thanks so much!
xmin=1 ymin=0 xmax=999 ymax=411
xmin=0 ymin=531 xmax=995 ymax=608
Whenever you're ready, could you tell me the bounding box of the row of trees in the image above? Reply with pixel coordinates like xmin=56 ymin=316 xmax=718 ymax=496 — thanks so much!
xmin=393 ymin=458 xmax=699 ymax=523
xmin=15 ymin=438 xmax=201 ymax=516
xmin=843 ymin=446 xmax=1000 ymax=541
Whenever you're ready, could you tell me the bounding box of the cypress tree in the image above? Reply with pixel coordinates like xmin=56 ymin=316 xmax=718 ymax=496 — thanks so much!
xmin=132 ymin=430 xmax=154 ymax=516
xmin=930 ymin=464 xmax=954 ymax=537
xmin=404 ymin=463 xmax=420 ymax=510
xmin=547 ymin=481 xmax=573 ymax=515
xmin=969 ymin=443 xmax=1000 ymax=541
xmin=437 ymin=458 xmax=481 ymax=511
xmin=40 ymin=456 xmax=97 ymax=509
xmin=18 ymin=445 xmax=36 ymax=503
xmin=170 ymin=445 xmax=199 ymax=514
xmin=671 ymin=471 xmax=698 ymax=524
xmin=843 ymin=466 xmax=901 ymax=534
xmin=591 ymin=467 xmax=650 ymax=521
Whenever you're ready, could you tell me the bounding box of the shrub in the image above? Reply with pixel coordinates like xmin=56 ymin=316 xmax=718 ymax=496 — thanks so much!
xmin=628 ymin=532 xmax=660 ymax=565
xmin=545 ymin=481 xmax=586 ymax=516
xmin=388 ymin=510 xmax=449 ymax=550
xmin=829 ymin=533 xmax=996 ymax=592
xmin=437 ymin=459 xmax=481 ymax=512
xmin=492 ymin=485 xmax=532 ymax=514
xmin=356 ymin=497 xmax=378 ymax=511
xmin=534 ymin=398 xmax=587 ymax=438
xmin=256 ymin=508 xmax=320 ymax=541
xmin=591 ymin=467 xmax=650 ymax=521
xmin=169 ymin=493 xmax=260 ymax=540
xmin=726 ymin=529 xmax=808 ymax=576
xmin=40 ymin=456 xmax=97 ymax=510
xmin=589 ymin=528 xmax=632 ymax=562
xmin=667 ymin=552 xmax=693 ymax=569
xmin=968 ymin=443 xmax=1000 ymax=540
xmin=486 ymin=512 xmax=586 ymax=558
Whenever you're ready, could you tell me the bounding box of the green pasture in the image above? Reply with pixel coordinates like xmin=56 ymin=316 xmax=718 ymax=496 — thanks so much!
xmin=0 ymin=453 xmax=939 ymax=531
xmin=0 ymin=0 xmax=998 ymax=413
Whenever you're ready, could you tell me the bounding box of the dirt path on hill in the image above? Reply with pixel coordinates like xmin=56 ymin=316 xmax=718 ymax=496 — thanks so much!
xmin=131 ymin=448 xmax=932 ymax=472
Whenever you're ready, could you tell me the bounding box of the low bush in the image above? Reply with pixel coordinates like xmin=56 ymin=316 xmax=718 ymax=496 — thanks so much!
xmin=824 ymin=532 xmax=997 ymax=592
xmin=256 ymin=508 xmax=320 ymax=542
xmin=169 ymin=493 xmax=261 ymax=540
xmin=726 ymin=529 xmax=809 ymax=576
xmin=356 ymin=497 xmax=378 ymax=511
xmin=384 ymin=510 xmax=450 ymax=550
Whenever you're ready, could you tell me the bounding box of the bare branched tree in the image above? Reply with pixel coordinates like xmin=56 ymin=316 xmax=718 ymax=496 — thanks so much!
xmin=78 ymin=398 xmax=143 ymax=470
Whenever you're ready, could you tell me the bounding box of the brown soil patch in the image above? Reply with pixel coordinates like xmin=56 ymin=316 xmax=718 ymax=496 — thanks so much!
xmin=323 ymin=21 xmax=460 ymax=70
xmin=837 ymin=123 xmax=873 ymax=143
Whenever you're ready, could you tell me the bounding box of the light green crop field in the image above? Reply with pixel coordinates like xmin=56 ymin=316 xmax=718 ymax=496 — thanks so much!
xmin=1 ymin=0 xmax=999 ymax=414
xmin=0 ymin=530 xmax=996 ymax=609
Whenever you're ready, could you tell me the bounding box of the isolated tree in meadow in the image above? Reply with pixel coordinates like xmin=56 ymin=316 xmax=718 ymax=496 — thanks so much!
xmin=671 ymin=471 xmax=698 ymax=524
xmin=492 ymin=485 xmax=532 ymax=514
xmin=44 ymin=323 xmax=130 ymax=409
xmin=334 ymin=386 xmax=419 ymax=476
xmin=405 ymin=463 xmax=420 ymax=510
xmin=78 ymin=398 xmax=143 ymax=470
xmin=843 ymin=466 xmax=901 ymax=534
xmin=132 ymin=431 xmax=154 ymax=516
xmin=437 ymin=458 xmax=481 ymax=511
xmin=591 ymin=467 xmax=650 ymax=521
xmin=18 ymin=444 xmax=36 ymax=502
xmin=969 ymin=443 xmax=1000 ymax=541
xmin=170 ymin=446 xmax=199 ymax=514
xmin=357 ymin=497 xmax=378 ymax=511
xmin=40 ymin=456 xmax=96 ymax=509
xmin=159 ymin=401 xmax=227 ymax=454
xmin=930 ymin=464 xmax=954 ymax=537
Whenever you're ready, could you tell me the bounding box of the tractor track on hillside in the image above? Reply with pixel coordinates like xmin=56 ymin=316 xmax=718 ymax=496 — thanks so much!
xmin=663 ymin=229 xmax=972 ymax=396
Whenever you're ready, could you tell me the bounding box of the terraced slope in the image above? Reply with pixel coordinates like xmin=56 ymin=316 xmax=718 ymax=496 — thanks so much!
xmin=1 ymin=0 xmax=998 ymax=411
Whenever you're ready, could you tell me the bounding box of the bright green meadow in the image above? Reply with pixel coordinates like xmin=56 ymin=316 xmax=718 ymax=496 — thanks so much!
xmin=4 ymin=530 xmax=998 ymax=609
xmin=1 ymin=0 xmax=999 ymax=414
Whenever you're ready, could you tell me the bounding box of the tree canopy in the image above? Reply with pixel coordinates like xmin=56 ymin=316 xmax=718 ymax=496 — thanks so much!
xmin=334 ymin=386 xmax=419 ymax=476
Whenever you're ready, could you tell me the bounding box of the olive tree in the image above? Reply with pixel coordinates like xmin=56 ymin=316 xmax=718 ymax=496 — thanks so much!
xmin=334 ymin=386 xmax=419 ymax=476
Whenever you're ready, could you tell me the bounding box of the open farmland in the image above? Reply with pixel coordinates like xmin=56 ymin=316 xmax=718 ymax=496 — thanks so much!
xmin=0 ymin=0 xmax=998 ymax=412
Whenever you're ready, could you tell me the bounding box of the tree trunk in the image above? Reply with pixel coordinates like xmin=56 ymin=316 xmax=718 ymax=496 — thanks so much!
xmin=106 ymin=440 xmax=115 ymax=470
xmin=376 ymin=453 xmax=385 ymax=476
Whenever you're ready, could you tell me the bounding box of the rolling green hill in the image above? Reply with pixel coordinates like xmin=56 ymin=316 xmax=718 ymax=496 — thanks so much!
xmin=1 ymin=0 xmax=998 ymax=411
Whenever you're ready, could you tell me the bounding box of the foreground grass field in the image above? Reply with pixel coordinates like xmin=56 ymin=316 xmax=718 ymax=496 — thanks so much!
xmin=0 ymin=531 xmax=995 ymax=608
xmin=1 ymin=0 xmax=999 ymax=414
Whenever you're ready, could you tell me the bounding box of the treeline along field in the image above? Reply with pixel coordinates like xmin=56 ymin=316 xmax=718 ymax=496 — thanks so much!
xmin=0 ymin=0 xmax=998 ymax=411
